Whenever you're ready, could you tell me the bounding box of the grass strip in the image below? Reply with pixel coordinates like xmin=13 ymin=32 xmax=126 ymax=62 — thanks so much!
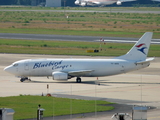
xmin=0 ymin=8 xmax=159 ymax=38
xmin=0 ymin=39 xmax=160 ymax=57
xmin=0 ymin=95 xmax=114 ymax=120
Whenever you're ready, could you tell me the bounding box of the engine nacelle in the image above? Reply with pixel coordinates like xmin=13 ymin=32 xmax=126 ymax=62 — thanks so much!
xmin=52 ymin=72 xmax=68 ymax=80
xmin=116 ymin=1 xmax=122 ymax=5
xmin=75 ymin=0 xmax=80 ymax=5
xmin=81 ymin=2 xmax=87 ymax=6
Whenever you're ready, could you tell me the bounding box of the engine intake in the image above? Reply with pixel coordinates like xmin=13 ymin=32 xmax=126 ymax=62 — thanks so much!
xmin=52 ymin=71 xmax=68 ymax=80
xmin=75 ymin=0 xmax=80 ymax=5
xmin=81 ymin=2 xmax=87 ymax=6
xmin=117 ymin=1 xmax=122 ymax=5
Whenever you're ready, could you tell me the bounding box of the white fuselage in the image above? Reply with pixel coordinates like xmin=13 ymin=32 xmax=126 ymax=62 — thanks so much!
xmin=75 ymin=0 xmax=120 ymax=6
xmin=84 ymin=0 xmax=117 ymax=5
xmin=5 ymin=58 xmax=149 ymax=78
xmin=3 ymin=32 xmax=154 ymax=82
xmin=75 ymin=0 xmax=136 ymax=6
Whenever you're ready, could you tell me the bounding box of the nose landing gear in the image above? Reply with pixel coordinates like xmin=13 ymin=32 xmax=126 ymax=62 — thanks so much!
xmin=20 ymin=77 xmax=31 ymax=82
xmin=76 ymin=77 xmax=81 ymax=83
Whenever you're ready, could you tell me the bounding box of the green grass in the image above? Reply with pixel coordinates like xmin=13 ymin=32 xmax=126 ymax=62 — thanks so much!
xmin=0 ymin=6 xmax=159 ymax=56
xmin=0 ymin=39 xmax=160 ymax=57
xmin=0 ymin=95 xmax=114 ymax=120
xmin=0 ymin=7 xmax=159 ymax=38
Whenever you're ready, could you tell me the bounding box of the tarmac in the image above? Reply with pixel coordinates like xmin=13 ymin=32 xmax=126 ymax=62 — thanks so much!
xmin=0 ymin=53 xmax=160 ymax=120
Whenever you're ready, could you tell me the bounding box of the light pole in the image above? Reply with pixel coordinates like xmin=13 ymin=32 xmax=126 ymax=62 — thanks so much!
xmin=64 ymin=0 xmax=66 ymax=14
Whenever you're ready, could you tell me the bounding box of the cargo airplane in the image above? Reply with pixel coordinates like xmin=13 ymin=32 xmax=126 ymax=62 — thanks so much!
xmin=4 ymin=32 xmax=154 ymax=83
xmin=75 ymin=0 xmax=136 ymax=6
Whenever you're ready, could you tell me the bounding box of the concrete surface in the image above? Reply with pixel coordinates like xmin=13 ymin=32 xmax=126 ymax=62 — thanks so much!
xmin=0 ymin=54 xmax=160 ymax=120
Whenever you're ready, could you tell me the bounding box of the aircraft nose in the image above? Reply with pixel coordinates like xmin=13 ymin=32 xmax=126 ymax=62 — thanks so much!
xmin=4 ymin=66 xmax=14 ymax=74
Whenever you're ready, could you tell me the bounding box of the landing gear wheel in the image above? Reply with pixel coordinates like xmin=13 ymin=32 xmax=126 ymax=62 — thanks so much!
xmin=20 ymin=78 xmax=24 ymax=82
xmin=76 ymin=77 xmax=81 ymax=83
xmin=20 ymin=77 xmax=29 ymax=82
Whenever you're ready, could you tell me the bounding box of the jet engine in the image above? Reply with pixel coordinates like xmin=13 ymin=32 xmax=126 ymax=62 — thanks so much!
xmin=81 ymin=2 xmax=87 ymax=6
xmin=116 ymin=1 xmax=122 ymax=5
xmin=52 ymin=71 xmax=68 ymax=80
xmin=75 ymin=0 xmax=80 ymax=5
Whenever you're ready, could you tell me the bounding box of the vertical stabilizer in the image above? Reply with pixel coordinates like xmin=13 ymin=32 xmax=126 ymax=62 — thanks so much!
xmin=117 ymin=32 xmax=153 ymax=61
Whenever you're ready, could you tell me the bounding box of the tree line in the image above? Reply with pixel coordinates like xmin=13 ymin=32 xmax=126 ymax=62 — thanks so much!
xmin=0 ymin=0 xmax=30 ymax=5
xmin=0 ymin=0 xmax=43 ymax=5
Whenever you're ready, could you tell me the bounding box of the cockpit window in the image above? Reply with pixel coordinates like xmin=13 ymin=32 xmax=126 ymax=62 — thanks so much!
xmin=13 ymin=63 xmax=18 ymax=67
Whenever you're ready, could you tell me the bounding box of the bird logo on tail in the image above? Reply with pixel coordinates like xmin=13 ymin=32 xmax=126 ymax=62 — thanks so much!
xmin=136 ymin=43 xmax=147 ymax=55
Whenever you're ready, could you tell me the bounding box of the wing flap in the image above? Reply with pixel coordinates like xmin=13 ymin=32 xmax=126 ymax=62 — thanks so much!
xmin=68 ymin=70 xmax=94 ymax=76
xmin=136 ymin=57 xmax=155 ymax=64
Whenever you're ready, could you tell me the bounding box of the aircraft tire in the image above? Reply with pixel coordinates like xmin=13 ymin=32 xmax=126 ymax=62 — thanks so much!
xmin=20 ymin=77 xmax=28 ymax=82
xmin=20 ymin=78 xmax=24 ymax=82
xmin=76 ymin=77 xmax=81 ymax=83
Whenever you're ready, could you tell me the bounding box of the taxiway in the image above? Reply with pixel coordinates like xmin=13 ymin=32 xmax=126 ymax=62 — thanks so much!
xmin=0 ymin=33 xmax=160 ymax=44
xmin=0 ymin=54 xmax=160 ymax=119
xmin=0 ymin=9 xmax=160 ymax=14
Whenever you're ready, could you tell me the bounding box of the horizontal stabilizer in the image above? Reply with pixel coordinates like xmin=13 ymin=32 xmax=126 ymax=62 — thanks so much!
xmin=68 ymin=70 xmax=94 ymax=76
xmin=136 ymin=57 xmax=155 ymax=64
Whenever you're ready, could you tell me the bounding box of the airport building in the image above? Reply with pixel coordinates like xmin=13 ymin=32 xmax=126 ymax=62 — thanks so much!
xmin=31 ymin=0 xmax=37 ymax=6
xmin=31 ymin=0 xmax=46 ymax=6
xmin=45 ymin=0 xmax=61 ymax=7
xmin=31 ymin=0 xmax=63 ymax=7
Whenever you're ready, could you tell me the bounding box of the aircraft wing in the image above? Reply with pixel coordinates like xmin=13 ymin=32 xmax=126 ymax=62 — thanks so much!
xmin=92 ymin=2 xmax=100 ymax=4
xmin=68 ymin=70 xmax=94 ymax=77
xmin=85 ymin=1 xmax=100 ymax=5
xmin=136 ymin=57 xmax=155 ymax=64
xmin=120 ymin=0 xmax=137 ymax=2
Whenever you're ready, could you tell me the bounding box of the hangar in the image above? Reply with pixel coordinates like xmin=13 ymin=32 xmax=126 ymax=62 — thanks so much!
xmin=45 ymin=0 xmax=61 ymax=7
xmin=31 ymin=0 xmax=62 ymax=7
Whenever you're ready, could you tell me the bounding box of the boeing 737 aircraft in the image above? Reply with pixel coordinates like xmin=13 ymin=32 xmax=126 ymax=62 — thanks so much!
xmin=75 ymin=0 xmax=136 ymax=6
xmin=4 ymin=32 xmax=154 ymax=83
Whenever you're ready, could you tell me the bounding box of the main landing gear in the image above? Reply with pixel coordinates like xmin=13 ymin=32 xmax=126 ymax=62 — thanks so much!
xmin=76 ymin=77 xmax=81 ymax=83
xmin=20 ymin=77 xmax=31 ymax=82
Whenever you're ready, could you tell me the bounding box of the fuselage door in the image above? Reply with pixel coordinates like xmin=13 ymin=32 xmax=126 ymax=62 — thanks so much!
xmin=110 ymin=62 xmax=125 ymax=74
xmin=121 ymin=64 xmax=125 ymax=72
xmin=24 ymin=61 xmax=29 ymax=71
